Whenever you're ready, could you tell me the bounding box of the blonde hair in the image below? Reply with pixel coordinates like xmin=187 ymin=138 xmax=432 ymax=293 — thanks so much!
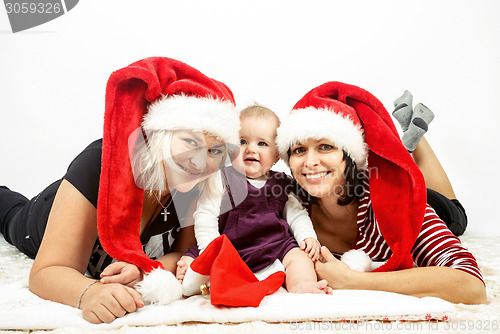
xmin=240 ymin=104 xmax=280 ymax=127
xmin=130 ymin=129 xmax=224 ymax=198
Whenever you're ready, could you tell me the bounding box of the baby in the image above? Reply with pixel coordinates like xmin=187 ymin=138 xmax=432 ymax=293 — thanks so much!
xmin=177 ymin=105 xmax=332 ymax=295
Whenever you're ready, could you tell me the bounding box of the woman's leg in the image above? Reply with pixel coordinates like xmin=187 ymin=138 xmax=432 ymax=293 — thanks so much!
xmin=411 ymin=138 xmax=467 ymax=236
xmin=393 ymin=92 xmax=467 ymax=235
xmin=412 ymin=136 xmax=456 ymax=199
xmin=0 ymin=186 xmax=29 ymax=244
xmin=0 ymin=181 xmax=60 ymax=258
xmin=426 ymin=188 xmax=467 ymax=236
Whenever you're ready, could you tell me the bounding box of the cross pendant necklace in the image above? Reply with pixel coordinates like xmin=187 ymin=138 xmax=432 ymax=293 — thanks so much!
xmin=155 ymin=191 xmax=176 ymax=223
xmin=160 ymin=208 xmax=170 ymax=222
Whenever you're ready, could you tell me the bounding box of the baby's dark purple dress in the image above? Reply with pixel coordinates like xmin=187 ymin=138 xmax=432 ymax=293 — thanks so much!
xmin=186 ymin=168 xmax=299 ymax=272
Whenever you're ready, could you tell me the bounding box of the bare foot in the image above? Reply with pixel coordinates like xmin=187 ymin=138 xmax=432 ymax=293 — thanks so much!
xmin=176 ymin=256 xmax=194 ymax=283
xmin=288 ymin=279 xmax=333 ymax=295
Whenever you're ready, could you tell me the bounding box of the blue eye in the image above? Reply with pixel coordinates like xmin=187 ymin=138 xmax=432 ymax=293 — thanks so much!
xmin=257 ymin=141 xmax=268 ymax=147
xmin=240 ymin=139 xmax=247 ymax=145
xmin=183 ymin=138 xmax=198 ymax=147
xmin=208 ymin=148 xmax=223 ymax=156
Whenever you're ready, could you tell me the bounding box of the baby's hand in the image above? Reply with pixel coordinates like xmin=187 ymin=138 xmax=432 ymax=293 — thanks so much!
xmin=100 ymin=261 xmax=143 ymax=287
xmin=300 ymin=238 xmax=321 ymax=261
xmin=176 ymin=256 xmax=194 ymax=283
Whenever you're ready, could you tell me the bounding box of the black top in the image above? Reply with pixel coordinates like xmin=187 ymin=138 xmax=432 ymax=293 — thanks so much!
xmin=64 ymin=139 xmax=102 ymax=208
xmin=62 ymin=139 xmax=196 ymax=277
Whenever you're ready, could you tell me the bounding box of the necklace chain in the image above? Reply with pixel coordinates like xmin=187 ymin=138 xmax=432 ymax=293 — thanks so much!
xmin=154 ymin=191 xmax=176 ymax=222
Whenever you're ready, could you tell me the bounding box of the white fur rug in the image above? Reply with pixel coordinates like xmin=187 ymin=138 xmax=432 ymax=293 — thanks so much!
xmin=0 ymin=235 xmax=498 ymax=334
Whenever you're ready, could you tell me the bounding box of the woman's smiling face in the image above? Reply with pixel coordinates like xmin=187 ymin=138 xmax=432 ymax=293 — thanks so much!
xmin=167 ymin=130 xmax=226 ymax=192
xmin=289 ymin=138 xmax=346 ymax=199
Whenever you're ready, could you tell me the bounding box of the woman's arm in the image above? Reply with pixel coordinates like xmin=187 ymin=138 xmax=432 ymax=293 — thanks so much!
xmin=29 ymin=180 xmax=143 ymax=323
xmin=316 ymin=202 xmax=486 ymax=304
xmin=100 ymin=206 xmax=198 ymax=283
xmin=153 ymin=225 xmax=196 ymax=273
xmin=315 ymin=247 xmax=487 ymax=304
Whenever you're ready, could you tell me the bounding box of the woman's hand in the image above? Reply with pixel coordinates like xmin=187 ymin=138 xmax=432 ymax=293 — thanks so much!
xmin=100 ymin=261 xmax=143 ymax=287
xmin=315 ymin=246 xmax=487 ymax=304
xmin=299 ymin=237 xmax=321 ymax=261
xmin=79 ymin=281 xmax=144 ymax=324
xmin=314 ymin=246 xmax=359 ymax=289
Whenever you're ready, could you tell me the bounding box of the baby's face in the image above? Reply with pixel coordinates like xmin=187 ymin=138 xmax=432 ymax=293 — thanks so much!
xmin=239 ymin=116 xmax=279 ymax=180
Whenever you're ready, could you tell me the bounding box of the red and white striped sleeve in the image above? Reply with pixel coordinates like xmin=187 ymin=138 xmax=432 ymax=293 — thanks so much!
xmin=411 ymin=204 xmax=484 ymax=284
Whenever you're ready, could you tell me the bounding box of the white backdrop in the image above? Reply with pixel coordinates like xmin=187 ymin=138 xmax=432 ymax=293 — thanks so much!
xmin=1 ymin=0 xmax=499 ymax=236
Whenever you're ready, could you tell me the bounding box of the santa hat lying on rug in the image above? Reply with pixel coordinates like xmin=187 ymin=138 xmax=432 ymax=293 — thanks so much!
xmin=180 ymin=237 xmax=378 ymax=307
xmin=181 ymin=235 xmax=285 ymax=307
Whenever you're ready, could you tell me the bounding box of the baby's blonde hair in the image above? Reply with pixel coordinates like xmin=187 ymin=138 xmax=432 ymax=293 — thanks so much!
xmin=240 ymin=104 xmax=280 ymax=127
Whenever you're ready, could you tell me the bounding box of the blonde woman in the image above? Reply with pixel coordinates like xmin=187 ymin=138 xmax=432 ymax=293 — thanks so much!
xmin=0 ymin=57 xmax=240 ymax=323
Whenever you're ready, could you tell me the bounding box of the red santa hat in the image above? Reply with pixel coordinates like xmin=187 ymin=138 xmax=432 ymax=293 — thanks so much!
xmin=276 ymin=81 xmax=426 ymax=272
xmin=182 ymin=235 xmax=285 ymax=307
xmin=97 ymin=57 xmax=240 ymax=277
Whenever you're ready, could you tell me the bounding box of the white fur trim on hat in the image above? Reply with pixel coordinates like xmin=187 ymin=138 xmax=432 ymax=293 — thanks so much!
xmin=276 ymin=108 xmax=368 ymax=168
xmin=341 ymin=249 xmax=372 ymax=272
xmin=135 ymin=268 xmax=183 ymax=305
xmin=182 ymin=265 xmax=210 ymax=296
xmin=142 ymin=94 xmax=240 ymax=145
